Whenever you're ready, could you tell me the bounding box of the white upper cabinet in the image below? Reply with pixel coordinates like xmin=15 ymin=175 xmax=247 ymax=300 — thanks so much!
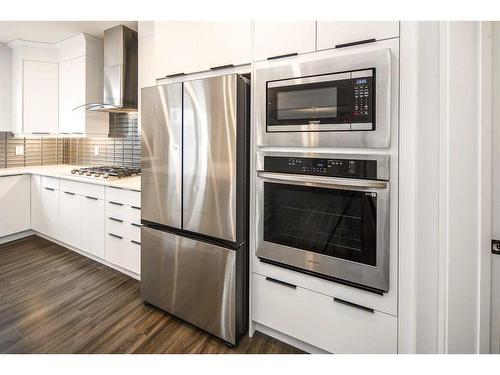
xmin=197 ymin=21 xmax=252 ymax=70
xmin=0 ymin=43 xmax=11 ymax=132
xmin=154 ymin=21 xmax=252 ymax=79
xmin=253 ymin=21 xmax=316 ymax=61
xmin=154 ymin=21 xmax=198 ymax=79
xmin=23 ymin=60 xmax=59 ymax=134
xmin=316 ymin=21 xmax=400 ymax=50
xmin=58 ymin=34 xmax=108 ymax=135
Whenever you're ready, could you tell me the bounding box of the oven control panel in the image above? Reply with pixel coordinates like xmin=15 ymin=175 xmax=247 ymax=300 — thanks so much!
xmin=264 ymin=156 xmax=377 ymax=179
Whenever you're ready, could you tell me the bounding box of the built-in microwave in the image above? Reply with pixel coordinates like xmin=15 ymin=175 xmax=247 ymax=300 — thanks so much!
xmin=255 ymin=151 xmax=390 ymax=294
xmin=255 ymin=47 xmax=393 ymax=148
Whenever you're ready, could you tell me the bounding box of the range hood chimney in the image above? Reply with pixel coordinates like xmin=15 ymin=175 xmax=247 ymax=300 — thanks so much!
xmin=77 ymin=25 xmax=138 ymax=113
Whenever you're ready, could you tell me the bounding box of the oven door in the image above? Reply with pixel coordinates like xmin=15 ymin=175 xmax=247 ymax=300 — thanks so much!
xmin=256 ymin=172 xmax=390 ymax=293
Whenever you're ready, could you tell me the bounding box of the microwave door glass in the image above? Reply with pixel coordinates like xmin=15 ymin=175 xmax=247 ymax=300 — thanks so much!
xmin=276 ymin=86 xmax=338 ymax=121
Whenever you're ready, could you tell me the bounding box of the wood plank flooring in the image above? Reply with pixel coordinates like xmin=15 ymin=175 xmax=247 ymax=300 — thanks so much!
xmin=0 ymin=235 xmax=303 ymax=354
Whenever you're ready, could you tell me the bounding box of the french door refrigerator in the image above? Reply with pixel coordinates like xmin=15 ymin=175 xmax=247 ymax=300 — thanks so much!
xmin=140 ymin=74 xmax=250 ymax=346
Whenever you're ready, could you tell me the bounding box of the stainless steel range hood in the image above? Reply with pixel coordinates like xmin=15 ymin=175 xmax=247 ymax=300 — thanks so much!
xmin=76 ymin=25 xmax=138 ymax=113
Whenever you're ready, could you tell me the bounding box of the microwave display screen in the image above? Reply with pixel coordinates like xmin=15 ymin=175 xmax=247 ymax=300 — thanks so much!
xmin=276 ymin=86 xmax=337 ymax=120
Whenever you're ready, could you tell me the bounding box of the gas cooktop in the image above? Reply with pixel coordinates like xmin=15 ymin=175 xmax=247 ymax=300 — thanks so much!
xmin=68 ymin=166 xmax=141 ymax=180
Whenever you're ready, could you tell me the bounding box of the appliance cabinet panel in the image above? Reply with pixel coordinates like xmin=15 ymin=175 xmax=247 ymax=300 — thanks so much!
xmin=182 ymin=75 xmax=238 ymax=242
xmin=59 ymin=191 xmax=82 ymax=249
xmin=253 ymin=21 xmax=316 ymax=61
xmin=316 ymin=21 xmax=400 ymax=51
xmin=197 ymin=21 xmax=252 ymax=70
xmin=0 ymin=175 xmax=31 ymax=237
xmin=141 ymin=227 xmax=237 ymax=344
xmin=23 ymin=60 xmax=59 ymax=134
xmin=252 ymin=272 xmax=397 ymax=353
xmin=140 ymin=84 xmax=182 ymax=229
xmin=154 ymin=22 xmax=198 ymax=79
xmin=81 ymin=196 xmax=105 ymax=259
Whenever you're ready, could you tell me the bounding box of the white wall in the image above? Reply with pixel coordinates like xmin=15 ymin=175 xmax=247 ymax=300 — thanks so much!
xmin=0 ymin=43 xmax=11 ymax=132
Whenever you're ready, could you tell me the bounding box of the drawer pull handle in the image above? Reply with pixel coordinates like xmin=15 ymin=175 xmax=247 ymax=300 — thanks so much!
xmin=131 ymin=240 xmax=141 ymax=245
xmin=131 ymin=223 xmax=141 ymax=227
xmin=64 ymin=191 xmax=75 ymax=195
xmin=335 ymin=38 xmax=376 ymax=49
xmin=108 ymin=233 xmax=123 ymax=239
xmin=109 ymin=217 xmax=123 ymax=223
xmin=333 ymin=298 xmax=374 ymax=313
xmin=86 ymin=196 xmax=98 ymax=200
xmin=131 ymin=206 xmax=141 ymax=210
xmin=109 ymin=201 xmax=123 ymax=206
xmin=44 ymin=187 xmax=55 ymax=191
xmin=265 ymin=277 xmax=296 ymax=289
xmin=267 ymin=52 xmax=298 ymax=60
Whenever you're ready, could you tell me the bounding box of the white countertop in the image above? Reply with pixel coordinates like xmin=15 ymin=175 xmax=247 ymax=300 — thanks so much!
xmin=0 ymin=165 xmax=141 ymax=191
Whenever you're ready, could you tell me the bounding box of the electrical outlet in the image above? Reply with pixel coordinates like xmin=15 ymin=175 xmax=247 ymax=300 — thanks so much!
xmin=94 ymin=146 xmax=100 ymax=156
xmin=15 ymin=145 xmax=24 ymax=156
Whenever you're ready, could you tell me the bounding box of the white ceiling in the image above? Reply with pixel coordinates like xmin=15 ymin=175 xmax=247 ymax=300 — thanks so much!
xmin=0 ymin=21 xmax=138 ymax=44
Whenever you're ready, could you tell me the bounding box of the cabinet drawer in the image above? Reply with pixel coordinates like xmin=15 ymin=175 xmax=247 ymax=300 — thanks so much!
xmin=41 ymin=176 xmax=59 ymax=190
xmin=106 ymin=201 xmax=141 ymax=224
xmin=106 ymin=217 xmax=141 ymax=242
xmin=106 ymin=187 xmax=140 ymax=207
xmin=60 ymin=179 xmax=105 ymax=199
xmin=105 ymin=233 xmax=141 ymax=274
xmin=252 ymin=273 xmax=397 ymax=353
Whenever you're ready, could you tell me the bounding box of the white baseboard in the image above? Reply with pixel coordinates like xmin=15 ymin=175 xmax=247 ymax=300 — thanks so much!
xmin=253 ymin=322 xmax=330 ymax=354
xmin=0 ymin=230 xmax=35 ymax=245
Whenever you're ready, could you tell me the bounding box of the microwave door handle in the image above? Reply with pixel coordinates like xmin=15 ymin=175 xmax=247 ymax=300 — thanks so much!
xmin=257 ymin=171 xmax=388 ymax=190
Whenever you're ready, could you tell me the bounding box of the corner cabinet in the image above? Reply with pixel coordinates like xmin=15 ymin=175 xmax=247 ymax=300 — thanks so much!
xmin=154 ymin=21 xmax=252 ymax=79
xmin=0 ymin=175 xmax=30 ymax=237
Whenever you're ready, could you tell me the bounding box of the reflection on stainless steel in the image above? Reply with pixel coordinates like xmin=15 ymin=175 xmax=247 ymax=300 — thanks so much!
xmin=141 ymin=227 xmax=237 ymax=344
xmin=141 ymin=84 xmax=182 ymax=229
xmin=183 ymin=75 xmax=237 ymax=242
xmin=255 ymin=45 xmax=395 ymax=148
xmin=255 ymin=151 xmax=390 ymax=292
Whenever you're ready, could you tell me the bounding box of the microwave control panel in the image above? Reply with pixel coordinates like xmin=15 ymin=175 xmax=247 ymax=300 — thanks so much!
xmin=264 ymin=156 xmax=377 ymax=179
xmin=351 ymin=75 xmax=374 ymax=125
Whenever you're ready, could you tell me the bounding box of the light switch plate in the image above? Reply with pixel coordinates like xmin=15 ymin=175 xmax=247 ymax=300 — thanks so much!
xmin=15 ymin=145 xmax=24 ymax=156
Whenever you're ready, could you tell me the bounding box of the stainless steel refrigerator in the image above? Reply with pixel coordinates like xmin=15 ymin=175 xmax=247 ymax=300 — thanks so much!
xmin=140 ymin=74 xmax=250 ymax=346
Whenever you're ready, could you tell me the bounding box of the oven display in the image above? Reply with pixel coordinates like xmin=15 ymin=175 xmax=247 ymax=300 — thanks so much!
xmin=264 ymin=156 xmax=377 ymax=179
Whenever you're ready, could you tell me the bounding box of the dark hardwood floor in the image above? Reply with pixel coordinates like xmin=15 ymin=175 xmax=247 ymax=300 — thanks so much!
xmin=0 ymin=235 xmax=303 ymax=354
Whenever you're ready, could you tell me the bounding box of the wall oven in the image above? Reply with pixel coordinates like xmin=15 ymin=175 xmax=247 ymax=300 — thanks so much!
xmin=256 ymin=47 xmax=393 ymax=148
xmin=255 ymin=151 xmax=390 ymax=293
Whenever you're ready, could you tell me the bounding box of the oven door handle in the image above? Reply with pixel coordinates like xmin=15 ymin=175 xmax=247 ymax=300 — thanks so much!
xmin=257 ymin=171 xmax=388 ymax=190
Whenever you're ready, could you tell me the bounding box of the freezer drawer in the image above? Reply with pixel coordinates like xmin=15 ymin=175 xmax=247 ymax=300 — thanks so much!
xmin=141 ymin=226 xmax=240 ymax=344
xmin=141 ymin=83 xmax=182 ymax=229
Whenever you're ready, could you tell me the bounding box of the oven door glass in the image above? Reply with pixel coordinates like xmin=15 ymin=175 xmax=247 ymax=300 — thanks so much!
xmin=263 ymin=182 xmax=377 ymax=265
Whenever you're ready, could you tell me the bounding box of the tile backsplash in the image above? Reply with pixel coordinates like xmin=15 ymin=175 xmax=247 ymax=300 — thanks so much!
xmin=0 ymin=113 xmax=141 ymax=169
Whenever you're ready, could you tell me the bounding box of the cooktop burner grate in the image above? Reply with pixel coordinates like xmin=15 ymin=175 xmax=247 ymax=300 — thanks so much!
xmin=69 ymin=166 xmax=141 ymax=180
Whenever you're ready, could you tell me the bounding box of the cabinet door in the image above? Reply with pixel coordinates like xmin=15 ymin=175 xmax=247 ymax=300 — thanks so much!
xmin=0 ymin=175 xmax=31 ymax=237
xmin=81 ymin=196 xmax=105 ymax=259
xmin=316 ymin=21 xmax=399 ymax=50
xmin=59 ymin=57 xmax=86 ymax=134
xmin=30 ymin=175 xmax=41 ymax=232
xmin=23 ymin=60 xmax=58 ymax=134
xmin=154 ymin=21 xmax=198 ymax=79
xmin=197 ymin=21 xmax=252 ymax=70
xmin=59 ymin=191 xmax=82 ymax=248
xmin=40 ymin=186 xmax=59 ymax=239
xmin=253 ymin=21 xmax=316 ymax=61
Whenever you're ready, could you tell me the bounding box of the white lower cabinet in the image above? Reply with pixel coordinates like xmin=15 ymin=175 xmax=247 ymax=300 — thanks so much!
xmin=80 ymin=196 xmax=105 ymax=258
xmin=0 ymin=175 xmax=31 ymax=237
xmin=252 ymin=273 xmax=397 ymax=353
xmin=30 ymin=175 xmax=42 ymax=232
xmin=59 ymin=191 xmax=82 ymax=248
xmin=39 ymin=182 xmax=60 ymax=239
xmin=105 ymin=233 xmax=141 ymax=274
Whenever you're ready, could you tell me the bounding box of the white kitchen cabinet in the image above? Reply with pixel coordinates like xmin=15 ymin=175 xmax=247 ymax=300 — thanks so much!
xmin=106 ymin=233 xmax=141 ymax=274
xmin=0 ymin=43 xmax=11 ymax=132
xmin=197 ymin=21 xmax=252 ymax=71
xmin=253 ymin=21 xmax=316 ymax=61
xmin=59 ymin=190 xmax=82 ymax=248
xmin=252 ymin=273 xmax=397 ymax=353
xmin=80 ymin=195 xmax=105 ymax=258
xmin=30 ymin=175 xmax=42 ymax=232
xmin=39 ymin=177 xmax=60 ymax=239
xmin=154 ymin=21 xmax=198 ymax=79
xmin=23 ymin=60 xmax=59 ymax=134
xmin=0 ymin=175 xmax=31 ymax=237
xmin=316 ymin=21 xmax=400 ymax=51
